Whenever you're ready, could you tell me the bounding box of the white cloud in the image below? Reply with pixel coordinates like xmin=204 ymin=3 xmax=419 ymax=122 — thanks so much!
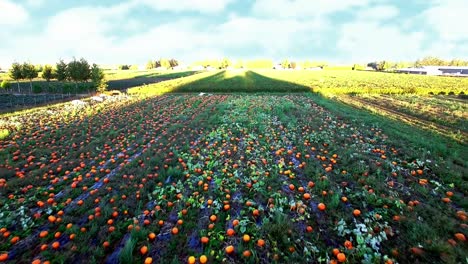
xmin=356 ymin=5 xmax=399 ymax=20
xmin=138 ymin=0 xmax=234 ymax=13
xmin=423 ymin=0 xmax=468 ymax=41
xmin=25 ymin=0 xmax=45 ymax=7
xmin=337 ymin=21 xmax=425 ymax=62
xmin=252 ymin=0 xmax=372 ymax=18
xmin=2 ymin=0 xmax=467 ymax=67
xmin=0 ymin=0 xmax=28 ymax=26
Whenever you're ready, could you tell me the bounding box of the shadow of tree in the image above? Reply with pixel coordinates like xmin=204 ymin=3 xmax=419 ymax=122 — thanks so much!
xmin=168 ymin=70 xmax=312 ymax=93
xmin=107 ymin=71 xmax=199 ymax=90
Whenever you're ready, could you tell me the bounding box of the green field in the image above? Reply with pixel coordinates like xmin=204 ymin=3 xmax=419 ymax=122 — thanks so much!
xmin=0 ymin=70 xmax=467 ymax=264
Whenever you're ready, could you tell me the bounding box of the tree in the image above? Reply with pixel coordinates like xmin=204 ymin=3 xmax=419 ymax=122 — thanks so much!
xmin=146 ymin=60 xmax=155 ymax=69
xmin=34 ymin=64 xmax=43 ymax=73
xmin=42 ymin=65 xmax=54 ymax=81
xmin=377 ymin=61 xmax=390 ymax=71
xmin=281 ymin=59 xmax=290 ymax=69
xmin=21 ymin=62 xmax=38 ymax=93
xmin=42 ymin=65 xmax=55 ymax=90
xmin=169 ymin=59 xmax=179 ymax=68
xmin=56 ymin=59 xmax=68 ymax=82
xmin=417 ymin=56 xmax=447 ymax=66
xmin=449 ymin=59 xmax=464 ymax=66
xmin=130 ymin=65 xmax=139 ymax=70
xmin=160 ymin=59 xmax=171 ymax=69
xmin=91 ymin=64 xmax=107 ymax=93
xmin=118 ymin=65 xmax=130 ymax=70
xmin=154 ymin=60 xmax=161 ymax=68
xmin=9 ymin=62 xmax=23 ymax=92
xmin=290 ymin=61 xmax=297 ymax=69
xmin=67 ymin=57 xmax=91 ymax=93
xmin=220 ymin=58 xmax=232 ymax=69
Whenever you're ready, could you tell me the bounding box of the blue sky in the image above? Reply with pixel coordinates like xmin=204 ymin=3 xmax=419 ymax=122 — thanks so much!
xmin=1 ymin=0 xmax=467 ymax=67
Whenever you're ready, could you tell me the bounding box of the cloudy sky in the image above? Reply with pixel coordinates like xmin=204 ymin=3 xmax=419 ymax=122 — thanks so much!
xmin=0 ymin=0 xmax=467 ymax=67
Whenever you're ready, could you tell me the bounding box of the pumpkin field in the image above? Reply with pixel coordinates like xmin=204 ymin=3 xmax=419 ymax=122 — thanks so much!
xmin=0 ymin=70 xmax=467 ymax=264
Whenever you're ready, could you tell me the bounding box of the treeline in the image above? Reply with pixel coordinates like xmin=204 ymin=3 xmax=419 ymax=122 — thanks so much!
xmin=146 ymin=59 xmax=179 ymax=69
xmin=190 ymin=59 xmax=328 ymax=69
xmin=1 ymin=58 xmax=107 ymax=94
xmin=367 ymin=56 xmax=468 ymax=71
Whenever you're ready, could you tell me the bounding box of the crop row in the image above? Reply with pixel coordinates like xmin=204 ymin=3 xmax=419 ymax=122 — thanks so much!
xmin=0 ymin=95 xmax=466 ymax=263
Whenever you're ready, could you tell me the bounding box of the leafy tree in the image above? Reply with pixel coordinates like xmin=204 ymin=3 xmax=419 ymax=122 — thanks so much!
xmin=79 ymin=58 xmax=91 ymax=81
xmin=34 ymin=64 xmax=43 ymax=73
xmin=220 ymin=58 xmax=232 ymax=69
xmin=21 ymin=62 xmax=38 ymax=93
xmin=160 ymin=59 xmax=171 ymax=69
xmin=56 ymin=59 xmax=68 ymax=82
xmin=146 ymin=60 xmax=155 ymax=69
xmin=281 ymin=59 xmax=290 ymax=69
xmin=67 ymin=57 xmax=91 ymax=92
xmin=449 ymin=59 xmax=464 ymax=66
xmin=169 ymin=59 xmax=179 ymax=68
xmin=42 ymin=65 xmax=54 ymax=81
xmin=9 ymin=62 xmax=23 ymax=92
xmin=118 ymin=65 xmax=130 ymax=70
xmin=417 ymin=56 xmax=448 ymax=66
xmin=42 ymin=65 xmax=55 ymax=90
xmin=91 ymin=63 xmax=107 ymax=93
xmin=376 ymin=61 xmax=390 ymax=71
xmin=154 ymin=60 xmax=161 ymax=68
xmin=130 ymin=65 xmax=139 ymax=70
xmin=290 ymin=61 xmax=297 ymax=69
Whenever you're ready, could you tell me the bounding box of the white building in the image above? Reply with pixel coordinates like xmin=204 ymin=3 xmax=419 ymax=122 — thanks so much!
xmin=397 ymin=66 xmax=468 ymax=76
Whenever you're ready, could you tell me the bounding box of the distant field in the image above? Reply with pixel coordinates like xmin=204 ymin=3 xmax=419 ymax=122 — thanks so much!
xmin=0 ymin=69 xmax=466 ymax=264
xmin=257 ymin=69 xmax=468 ymax=95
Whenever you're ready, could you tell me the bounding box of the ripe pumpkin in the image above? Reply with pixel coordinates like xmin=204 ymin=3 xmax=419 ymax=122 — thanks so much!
xmin=187 ymin=256 xmax=196 ymax=264
xmin=199 ymin=255 xmax=208 ymax=264
xmin=225 ymin=245 xmax=235 ymax=254
xmin=353 ymin=209 xmax=361 ymax=217
xmin=201 ymin=236 xmax=209 ymax=244
xmin=454 ymin=233 xmax=466 ymax=242
xmin=140 ymin=246 xmax=148 ymax=255
xmin=318 ymin=203 xmax=326 ymax=211
xmin=337 ymin=253 xmax=346 ymax=262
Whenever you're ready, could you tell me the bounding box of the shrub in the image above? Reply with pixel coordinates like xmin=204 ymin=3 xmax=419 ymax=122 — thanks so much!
xmin=1 ymin=80 xmax=11 ymax=90
xmin=118 ymin=65 xmax=130 ymax=70
xmin=32 ymin=84 xmax=43 ymax=93
xmin=63 ymin=83 xmax=73 ymax=94
xmin=0 ymin=129 xmax=9 ymax=140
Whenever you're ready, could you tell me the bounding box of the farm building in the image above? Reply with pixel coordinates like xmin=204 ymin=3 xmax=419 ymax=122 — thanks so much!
xmin=396 ymin=66 xmax=468 ymax=76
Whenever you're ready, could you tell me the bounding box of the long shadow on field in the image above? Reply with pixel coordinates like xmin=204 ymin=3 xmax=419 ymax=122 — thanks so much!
xmin=107 ymin=71 xmax=200 ymax=90
xmin=169 ymin=70 xmax=312 ymax=93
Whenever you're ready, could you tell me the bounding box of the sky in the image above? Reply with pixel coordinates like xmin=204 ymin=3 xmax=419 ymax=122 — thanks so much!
xmin=1 ymin=0 xmax=467 ymax=67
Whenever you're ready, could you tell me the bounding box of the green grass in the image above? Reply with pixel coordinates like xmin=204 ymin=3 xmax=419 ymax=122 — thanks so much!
xmin=306 ymin=93 xmax=467 ymax=192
